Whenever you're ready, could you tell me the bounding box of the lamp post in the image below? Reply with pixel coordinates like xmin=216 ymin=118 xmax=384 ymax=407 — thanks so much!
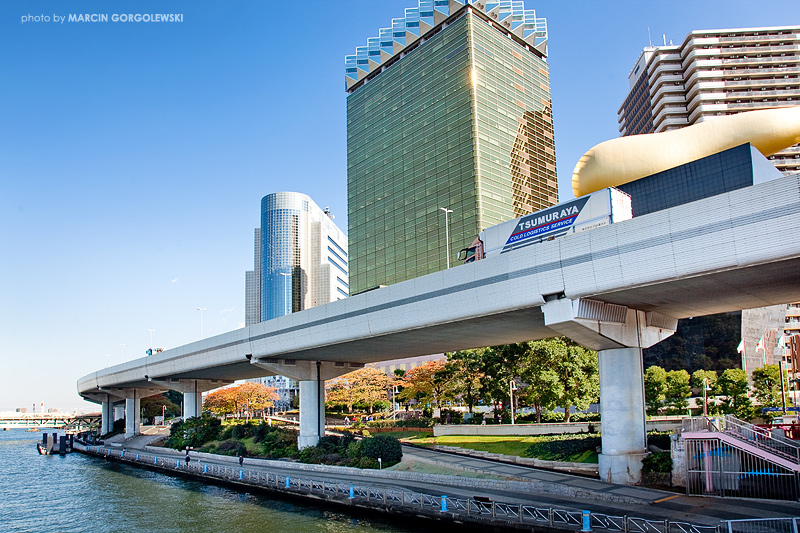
xmin=780 ymin=359 xmax=788 ymax=415
xmin=509 ymin=379 xmax=517 ymax=425
xmin=439 ymin=207 xmax=453 ymax=269
xmin=147 ymin=329 xmax=155 ymax=352
xmin=279 ymin=272 xmax=290 ymax=315
xmin=197 ymin=308 xmax=206 ymax=339
xmin=702 ymin=377 xmax=710 ymax=417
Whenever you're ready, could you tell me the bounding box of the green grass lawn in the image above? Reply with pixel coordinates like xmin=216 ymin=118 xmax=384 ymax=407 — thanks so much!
xmin=401 ymin=434 xmax=600 ymax=463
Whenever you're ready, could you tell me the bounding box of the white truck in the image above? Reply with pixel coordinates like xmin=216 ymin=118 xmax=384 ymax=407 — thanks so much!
xmin=457 ymin=187 xmax=632 ymax=263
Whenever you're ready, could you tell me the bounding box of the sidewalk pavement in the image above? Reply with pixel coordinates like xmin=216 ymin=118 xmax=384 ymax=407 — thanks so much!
xmin=108 ymin=437 xmax=800 ymax=527
xmin=401 ymin=445 xmax=800 ymax=524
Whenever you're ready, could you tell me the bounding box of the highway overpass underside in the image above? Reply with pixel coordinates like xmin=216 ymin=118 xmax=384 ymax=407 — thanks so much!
xmin=79 ymin=174 xmax=800 ymax=484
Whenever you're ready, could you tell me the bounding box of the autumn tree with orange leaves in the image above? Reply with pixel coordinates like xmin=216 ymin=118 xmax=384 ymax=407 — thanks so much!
xmin=398 ymin=359 xmax=453 ymax=408
xmin=326 ymin=367 xmax=394 ymax=414
xmin=203 ymin=382 xmax=279 ymax=418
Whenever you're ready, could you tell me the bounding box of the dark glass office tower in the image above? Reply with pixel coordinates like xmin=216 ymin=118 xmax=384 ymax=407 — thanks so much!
xmin=346 ymin=0 xmax=557 ymax=293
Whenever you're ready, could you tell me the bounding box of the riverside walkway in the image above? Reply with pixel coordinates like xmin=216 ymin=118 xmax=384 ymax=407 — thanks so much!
xmin=77 ymin=439 xmax=800 ymax=531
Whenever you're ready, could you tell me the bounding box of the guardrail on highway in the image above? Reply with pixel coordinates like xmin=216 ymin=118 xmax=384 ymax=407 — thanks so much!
xmin=80 ymin=444 xmax=728 ymax=533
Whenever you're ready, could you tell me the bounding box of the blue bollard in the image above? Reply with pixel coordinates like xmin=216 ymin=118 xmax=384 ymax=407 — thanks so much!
xmin=239 ymin=469 xmax=243 ymax=480
xmin=582 ymin=510 xmax=592 ymax=532
xmin=154 ymin=456 xmax=158 ymax=464
xmin=441 ymin=496 xmax=448 ymax=512
xmin=121 ymin=450 xmax=125 ymax=458
xmin=349 ymin=484 xmax=355 ymax=499
xmin=203 ymin=464 xmax=208 ymax=473
xmin=285 ymin=476 xmax=290 ymax=489
xmin=176 ymin=460 xmax=180 ymax=468
xmin=136 ymin=454 xmax=139 ymax=461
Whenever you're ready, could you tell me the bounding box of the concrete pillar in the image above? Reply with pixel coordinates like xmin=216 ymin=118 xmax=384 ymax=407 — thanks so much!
xmin=597 ymin=347 xmax=648 ymax=485
xmin=114 ymin=405 xmax=125 ymax=421
xmin=183 ymin=391 xmax=203 ymax=419
xmin=298 ymin=378 xmax=325 ymax=449
xmin=124 ymin=395 xmax=141 ymax=438
xmin=542 ymin=297 xmax=677 ymax=485
xmin=101 ymin=399 xmax=114 ymax=435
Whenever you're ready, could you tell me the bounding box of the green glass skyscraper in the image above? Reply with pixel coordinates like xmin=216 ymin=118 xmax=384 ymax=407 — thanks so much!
xmin=346 ymin=0 xmax=557 ymax=294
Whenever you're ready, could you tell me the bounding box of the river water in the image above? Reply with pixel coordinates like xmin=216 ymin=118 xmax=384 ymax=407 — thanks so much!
xmin=0 ymin=429 xmax=428 ymax=533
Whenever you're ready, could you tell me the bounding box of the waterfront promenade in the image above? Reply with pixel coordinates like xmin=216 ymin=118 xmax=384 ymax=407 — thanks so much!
xmin=77 ymin=440 xmax=800 ymax=531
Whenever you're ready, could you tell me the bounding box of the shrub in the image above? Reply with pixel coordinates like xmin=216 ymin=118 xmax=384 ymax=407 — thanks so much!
xmin=642 ymin=452 xmax=672 ymax=473
xmin=164 ymin=415 xmax=222 ymax=450
xmin=215 ymin=439 xmax=241 ymax=454
xmin=346 ymin=440 xmax=362 ymax=459
xmin=525 ymin=434 xmax=601 ymax=461
xmin=360 ymin=435 xmax=402 ymax=466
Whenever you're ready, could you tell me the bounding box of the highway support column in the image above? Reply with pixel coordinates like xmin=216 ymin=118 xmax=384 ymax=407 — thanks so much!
xmin=298 ymin=376 xmax=325 ymax=449
xmin=124 ymin=391 xmax=141 ymax=439
xmin=101 ymin=397 xmax=114 ymax=435
xmin=543 ymin=297 xmax=677 ymax=485
xmin=250 ymin=358 xmax=359 ymax=449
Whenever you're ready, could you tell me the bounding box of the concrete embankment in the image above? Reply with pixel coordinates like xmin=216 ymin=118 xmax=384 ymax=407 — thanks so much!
xmin=76 ymin=442 xmax=671 ymax=533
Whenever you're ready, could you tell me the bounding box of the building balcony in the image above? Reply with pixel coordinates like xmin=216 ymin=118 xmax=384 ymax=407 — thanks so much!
xmin=723 ymin=88 xmax=800 ymax=100
xmin=721 ymin=76 xmax=800 ymax=88
xmin=652 ymin=95 xmax=688 ymax=115
xmin=725 ymin=100 xmax=797 ymax=111
xmin=717 ymin=33 xmax=800 ymax=46
xmin=647 ymin=62 xmax=684 ymax=82
xmin=653 ymin=116 xmax=689 ymax=133
xmin=687 ymin=103 xmax=730 ymax=123
xmin=652 ymin=106 xmax=688 ymax=130
xmin=720 ymin=55 xmax=800 ymax=67
xmin=650 ymin=82 xmax=686 ymax=102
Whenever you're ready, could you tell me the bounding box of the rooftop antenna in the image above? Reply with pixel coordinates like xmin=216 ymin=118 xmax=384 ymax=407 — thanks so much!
xmin=648 ymin=27 xmax=652 ymax=47
xmin=663 ymin=34 xmax=667 ymax=46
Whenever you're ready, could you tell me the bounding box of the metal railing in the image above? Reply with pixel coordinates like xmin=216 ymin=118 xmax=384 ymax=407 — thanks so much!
xmin=719 ymin=415 xmax=800 ymax=464
xmin=79 ymin=445 xmax=784 ymax=533
xmin=726 ymin=518 xmax=800 ymax=533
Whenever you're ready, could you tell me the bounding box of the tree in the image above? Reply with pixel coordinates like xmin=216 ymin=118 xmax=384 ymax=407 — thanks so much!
xmin=644 ymin=366 xmax=667 ymax=416
xmin=445 ymin=349 xmax=485 ymax=413
xmin=326 ymin=367 xmax=393 ymax=413
xmin=203 ymin=387 xmax=237 ymax=417
xmin=718 ymin=368 xmax=753 ymax=420
xmin=752 ymin=364 xmax=787 ymax=417
xmin=664 ymin=369 xmax=691 ymax=415
xmin=691 ymin=369 xmax=719 ymax=415
xmin=399 ymin=359 xmax=452 ymax=408
xmin=140 ymin=393 xmax=181 ymax=421
xmin=203 ymin=383 xmax=278 ymax=418
xmin=551 ymin=340 xmax=599 ymax=423
xmin=514 ymin=340 xmax=562 ymax=423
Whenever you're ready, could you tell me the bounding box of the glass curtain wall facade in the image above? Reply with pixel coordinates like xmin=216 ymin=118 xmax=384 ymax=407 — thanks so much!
xmin=250 ymin=192 xmax=348 ymax=323
xmin=347 ymin=3 xmax=556 ymax=294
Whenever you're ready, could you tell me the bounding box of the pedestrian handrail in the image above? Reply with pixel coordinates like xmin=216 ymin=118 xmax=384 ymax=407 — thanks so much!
xmin=79 ymin=444 xmax=791 ymax=533
xmin=720 ymin=415 xmax=800 ymax=464
xmin=726 ymin=517 xmax=800 ymax=533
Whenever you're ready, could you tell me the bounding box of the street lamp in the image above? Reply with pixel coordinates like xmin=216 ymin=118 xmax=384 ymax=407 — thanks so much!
xmin=509 ymin=379 xmax=517 ymax=425
xmin=439 ymin=207 xmax=453 ymax=269
xmin=702 ymin=377 xmax=711 ymax=417
xmin=147 ymin=329 xmax=155 ymax=352
xmin=279 ymin=272 xmax=290 ymax=315
xmin=197 ymin=308 xmax=206 ymax=339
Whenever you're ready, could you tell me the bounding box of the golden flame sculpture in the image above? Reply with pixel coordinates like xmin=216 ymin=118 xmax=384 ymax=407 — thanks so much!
xmin=572 ymin=106 xmax=800 ymax=197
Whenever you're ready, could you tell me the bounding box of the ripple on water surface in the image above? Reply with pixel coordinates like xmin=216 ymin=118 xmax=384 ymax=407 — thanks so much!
xmin=0 ymin=430 xmax=429 ymax=533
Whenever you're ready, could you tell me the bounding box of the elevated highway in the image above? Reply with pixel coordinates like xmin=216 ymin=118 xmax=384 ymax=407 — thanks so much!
xmin=78 ymin=174 xmax=800 ymax=484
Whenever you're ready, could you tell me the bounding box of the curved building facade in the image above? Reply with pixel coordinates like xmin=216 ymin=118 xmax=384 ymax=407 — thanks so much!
xmin=245 ymin=192 xmax=348 ymax=325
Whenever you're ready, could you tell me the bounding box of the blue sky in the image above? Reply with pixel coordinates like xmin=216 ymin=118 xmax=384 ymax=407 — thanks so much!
xmin=1 ymin=0 xmax=796 ymax=411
